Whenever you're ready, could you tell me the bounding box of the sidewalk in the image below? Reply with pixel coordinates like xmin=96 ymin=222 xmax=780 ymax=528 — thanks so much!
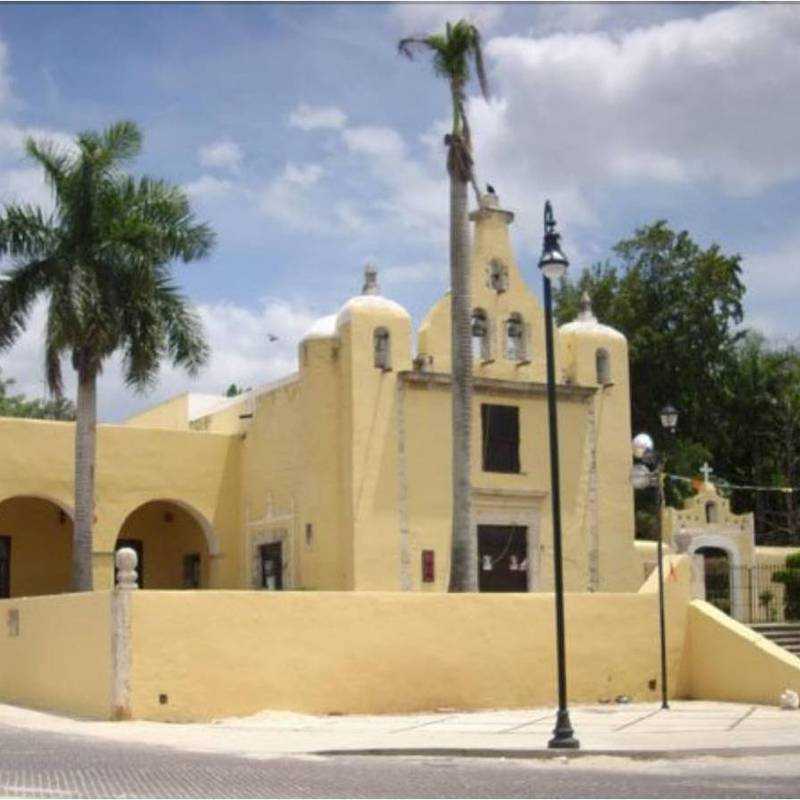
xmin=1 ymin=701 xmax=799 ymax=760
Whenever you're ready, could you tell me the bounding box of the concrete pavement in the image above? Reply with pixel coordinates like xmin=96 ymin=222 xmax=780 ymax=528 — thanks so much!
xmin=1 ymin=701 xmax=799 ymax=760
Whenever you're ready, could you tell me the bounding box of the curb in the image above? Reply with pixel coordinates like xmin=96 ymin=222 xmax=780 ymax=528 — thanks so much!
xmin=314 ymin=745 xmax=800 ymax=761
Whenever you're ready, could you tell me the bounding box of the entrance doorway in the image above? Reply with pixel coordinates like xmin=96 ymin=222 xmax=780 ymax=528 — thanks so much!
xmin=478 ymin=525 xmax=528 ymax=592
xmin=0 ymin=536 xmax=9 ymax=599
xmin=259 ymin=542 xmax=283 ymax=590
xmin=697 ymin=546 xmax=731 ymax=615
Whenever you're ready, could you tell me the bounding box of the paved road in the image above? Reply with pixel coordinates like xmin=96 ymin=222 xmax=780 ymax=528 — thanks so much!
xmin=1 ymin=723 xmax=799 ymax=798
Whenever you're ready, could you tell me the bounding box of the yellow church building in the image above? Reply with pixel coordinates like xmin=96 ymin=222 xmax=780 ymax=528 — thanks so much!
xmin=0 ymin=192 xmax=644 ymax=598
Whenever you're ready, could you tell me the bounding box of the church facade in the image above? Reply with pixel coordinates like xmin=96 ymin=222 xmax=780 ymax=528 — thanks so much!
xmin=0 ymin=193 xmax=643 ymax=596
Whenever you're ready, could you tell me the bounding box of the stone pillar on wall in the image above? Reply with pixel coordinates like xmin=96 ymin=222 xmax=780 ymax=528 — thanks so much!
xmin=111 ymin=547 xmax=138 ymax=721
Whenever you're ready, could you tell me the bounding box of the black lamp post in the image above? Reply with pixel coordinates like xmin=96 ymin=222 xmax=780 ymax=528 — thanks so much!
xmin=539 ymin=201 xmax=579 ymax=750
xmin=631 ymin=403 xmax=679 ymax=711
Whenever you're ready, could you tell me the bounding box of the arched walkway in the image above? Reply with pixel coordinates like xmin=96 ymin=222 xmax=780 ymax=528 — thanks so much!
xmin=0 ymin=495 xmax=73 ymax=598
xmin=116 ymin=500 xmax=213 ymax=589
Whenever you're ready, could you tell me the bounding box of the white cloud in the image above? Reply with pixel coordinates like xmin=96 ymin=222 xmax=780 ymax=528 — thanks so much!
xmin=259 ymin=162 xmax=326 ymax=231
xmin=197 ymin=139 xmax=243 ymax=172
xmin=382 ymin=262 xmax=443 ymax=286
xmin=390 ymin=3 xmax=504 ymax=35
xmin=467 ymin=4 xmax=800 ymax=239
xmin=184 ymin=174 xmax=235 ymax=201
xmin=288 ymin=103 xmax=347 ymax=131
xmin=0 ymin=296 xmax=318 ymax=422
xmin=342 ymin=125 xmax=448 ymax=243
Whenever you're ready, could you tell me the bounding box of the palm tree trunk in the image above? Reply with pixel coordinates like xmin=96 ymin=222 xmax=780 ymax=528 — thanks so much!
xmin=72 ymin=367 xmax=96 ymax=591
xmin=448 ymin=169 xmax=477 ymax=592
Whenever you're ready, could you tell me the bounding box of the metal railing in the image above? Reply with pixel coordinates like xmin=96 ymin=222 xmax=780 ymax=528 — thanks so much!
xmin=702 ymin=560 xmax=800 ymax=624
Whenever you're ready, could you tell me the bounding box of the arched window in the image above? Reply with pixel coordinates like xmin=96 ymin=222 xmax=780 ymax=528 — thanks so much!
xmin=374 ymin=327 xmax=391 ymax=370
xmin=705 ymin=501 xmax=719 ymax=524
xmin=596 ymin=348 xmax=611 ymax=385
xmin=488 ymin=259 xmax=509 ymax=293
xmin=505 ymin=313 xmax=527 ymax=362
xmin=471 ymin=309 xmax=491 ymax=362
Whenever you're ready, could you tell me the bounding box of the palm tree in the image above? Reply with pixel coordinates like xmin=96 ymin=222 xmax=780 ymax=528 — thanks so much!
xmin=399 ymin=20 xmax=489 ymax=591
xmin=0 ymin=121 xmax=214 ymax=591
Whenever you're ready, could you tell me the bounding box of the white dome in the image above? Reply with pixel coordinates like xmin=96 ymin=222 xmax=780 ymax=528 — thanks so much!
xmin=559 ymin=292 xmax=626 ymax=343
xmin=301 ymin=314 xmax=338 ymax=342
xmin=335 ymin=294 xmax=410 ymax=330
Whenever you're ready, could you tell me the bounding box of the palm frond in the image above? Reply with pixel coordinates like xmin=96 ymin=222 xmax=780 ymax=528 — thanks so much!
xmin=471 ymin=28 xmax=490 ymax=101
xmin=0 ymin=204 xmax=58 ymax=259
xmin=0 ymin=258 xmax=57 ymax=350
xmin=24 ymin=138 xmax=71 ymax=196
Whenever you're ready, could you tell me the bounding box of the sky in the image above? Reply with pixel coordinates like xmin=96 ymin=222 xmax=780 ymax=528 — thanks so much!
xmin=0 ymin=1 xmax=799 ymax=421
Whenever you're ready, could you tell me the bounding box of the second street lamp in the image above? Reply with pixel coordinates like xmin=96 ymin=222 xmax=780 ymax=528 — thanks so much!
xmin=539 ymin=201 xmax=579 ymax=750
xmin=630 ymin=404 xmax=679 ymax=711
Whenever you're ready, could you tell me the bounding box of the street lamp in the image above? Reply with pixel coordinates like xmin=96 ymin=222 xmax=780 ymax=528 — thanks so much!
xmin=539 ymin=201 xmax=579 ymax=750
xmin=630 ymin=404 xmax=679 ymax=711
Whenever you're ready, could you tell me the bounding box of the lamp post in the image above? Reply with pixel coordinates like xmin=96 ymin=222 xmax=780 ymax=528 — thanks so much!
xmin=539 ymin=201 xmax=579 ymax=750
xmin=631 ymin=404 xmax=679 ymax=711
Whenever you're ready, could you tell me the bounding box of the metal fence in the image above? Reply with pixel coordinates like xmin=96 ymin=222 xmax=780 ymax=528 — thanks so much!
xmin=703 ymin=560 xmax=799 ymax=624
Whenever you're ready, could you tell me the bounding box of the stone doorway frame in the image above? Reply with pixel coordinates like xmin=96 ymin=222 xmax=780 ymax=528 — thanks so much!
xmin=472 ymin=487 xmax=545 ymax=591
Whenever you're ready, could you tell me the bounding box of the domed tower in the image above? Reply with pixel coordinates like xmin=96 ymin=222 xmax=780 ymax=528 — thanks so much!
xmin=559 ymin=292 xmax=638 ymax=590
xmin=335 ymin=265 xmax=412 ymax=590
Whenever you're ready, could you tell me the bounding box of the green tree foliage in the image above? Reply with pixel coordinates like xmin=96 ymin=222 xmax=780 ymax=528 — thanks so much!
xmin=0 ymin=369 xmax=76 ymax=420
xmin=555 ymin=220 xmax=800 ymax=542
xmin=0 ymin=120 xmax=215 ymax=590
xmin=773 ymin=551 xmax=800 ymax=620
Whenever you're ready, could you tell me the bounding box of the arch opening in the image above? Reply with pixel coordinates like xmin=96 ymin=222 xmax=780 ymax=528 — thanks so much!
xmin=373 ymin=327 xmax=391 ymax=371
xmin=696 ymin=545 xmax=731 ymax=615
xmin=0 ymin=495 xmax=73 ymax=598
xmin=115 ymin=500 xmax=214 ymax=589
xmin=471 ymin=309 xmax=491 ymax=362
xmin=596 ymin=348 xmax=611 ymax=385
xmin=505 ymin=313 xmax=527 ymax=362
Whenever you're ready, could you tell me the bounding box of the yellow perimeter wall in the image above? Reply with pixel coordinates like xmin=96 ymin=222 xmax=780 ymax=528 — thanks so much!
xmin=0 ymin=592 xmax=112 ymax=719
xmin=2 ymin=559 xmax=798 ymax=722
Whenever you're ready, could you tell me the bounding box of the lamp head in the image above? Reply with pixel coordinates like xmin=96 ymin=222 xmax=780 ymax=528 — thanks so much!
xmin=632 ymin=432 xmax=654 ymax=460
xmin=538 ymin=200 xmax=569 ymax=281
xmin=660 ymin=403 xmax=679 ymax=433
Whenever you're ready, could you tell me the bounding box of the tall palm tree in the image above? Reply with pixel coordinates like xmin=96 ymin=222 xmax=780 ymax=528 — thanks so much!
xmin=0 ymin=121 xmax=214 ymax=591
xmin=399 ymin=20 xmax=489 ymax=591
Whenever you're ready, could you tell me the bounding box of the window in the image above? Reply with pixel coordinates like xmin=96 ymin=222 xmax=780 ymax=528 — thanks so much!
xmin=705 ymin=502 xmax=719 ymax=524
xmin=471 ymin=309 xmax=491 ymax=362
xmin=481 ymin=404 xmax=520 ymax=473
xmin=421 ymin=550 xmax=435 ymax=583
xmin=488 ymin=259 xmax=509 ymax=293
xmin=182 ymin=553 xmax=201 ymax=589
xmin=596 ymin=348 xmax=611 ymax=384
xmin=374 ymin=327 xmax=391 ymax=370
xmin=0 ymin=536 xmax=10 ymax=599
xmin=505 ymin=313 xmax=527 ymax=362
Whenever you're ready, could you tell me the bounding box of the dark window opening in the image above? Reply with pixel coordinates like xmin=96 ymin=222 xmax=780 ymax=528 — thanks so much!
xmin=182 ymin=553 xmax=201 ymax=589
xmin=482 ymin=404 xmax=520 ymax=473
xmin=0 ymin=536 xmax=10 ymax=599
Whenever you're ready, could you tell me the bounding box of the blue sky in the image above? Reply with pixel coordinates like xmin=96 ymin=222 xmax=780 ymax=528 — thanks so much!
xmin=0 ymin=2 xmax=798 ymax=420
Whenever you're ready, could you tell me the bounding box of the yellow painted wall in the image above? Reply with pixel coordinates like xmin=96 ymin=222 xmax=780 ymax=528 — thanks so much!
xmin=0 ymin=497 xmax=73 ymax=596
xmin=686 ymin=600 xmax=800 ymax=704
xmin=129 ymin=579 xmax=691 ymax=722
xmin=0 ymin=418 xmax=241 ymax=593
xmin=0 ymin=592 xmax=112 ymax=718
xmin=123 ymin=394 xmax=190 ymax=430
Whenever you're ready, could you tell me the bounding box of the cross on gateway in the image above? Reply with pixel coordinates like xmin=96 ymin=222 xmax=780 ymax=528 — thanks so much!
xmin=700 ymin=462 xmax=714 ymax=484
